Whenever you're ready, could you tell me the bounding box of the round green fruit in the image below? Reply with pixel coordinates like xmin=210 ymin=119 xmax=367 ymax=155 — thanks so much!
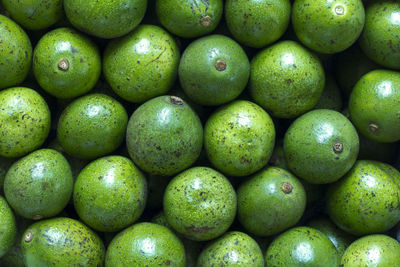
xmin=64 ymin=0 xmax=147 ymax=38
xmin=284 ymin=109 xmax=359 ymax=184
xmin=237 ymin=167 xmax=306 ymax=236
xmin=0 ymin=15 xmax=32 ymax=89
xmin=126 ymin=95 xmax=203 ymax=176
xmin=2 ymin=0 xmax=63 ymax=30
xmin=326 ymin=160 xmax=400 ymax=236
xmin=164 ymin=167 xmax=237 ymax=241
xmin=341 ymin=234 xmax=400 ymax=266
xmin=33 ymin=27 xmax=101 ymax=99
xmin=21 ymin=217 xmax=105 ymax=267
xmin=156 ymin=0 xmax=223 ymax=38
xmin=292 ymin=0 xmax=365 ymax=54
xmin=225 ymin=0 xmax=291 ymax=48
xmin=105 ymin=222 xmax=185 ymax=267
xmin=0 ymin=87 xmax=51 ymax=158
xmin=0 ymin=196 xmax=17 ymax=258
xmin=73 ymin=156 xmax=147 ymax=232
xmin=197 ymin=231 xmax=264 ymax=267
xmin=249 ymin=40 xmax=325 ymax=118
xmin=349 ymin=69 xmax=400 ymax=143
xmin=204 ymin=100 xmax=275 ymax=177
xmin=57 ymin=94 xmax=128 ymax=159
xmin=179 ymin=34 xmax=250 ymax=106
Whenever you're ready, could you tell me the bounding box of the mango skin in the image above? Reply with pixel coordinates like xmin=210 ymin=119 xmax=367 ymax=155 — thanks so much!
xmin=4 ymin=149 xmax=73 ymax=220
xmin=0 ymin=87 xmax=51 ymax=158
xmin=21 ymin=217 xmax=105 ymax=267
xmin=341 ymin=235 xmax=400 ymax=266
xmin=359 ymin=0 xmax=400 ymax=69
xmin=57 ymin=93 xmax=128 ymax=159
xmin=249 ymin=40 xmax=325 ymax=119
xmin=204 ymin=100 xmax=275 ymax=177
xmin=0 ymin=196 xmax=17 ymax=258
xmin=64 ymin=0 xmax=147 ymax=39
xmin=326 ymin=160 xmax=400 ymax=236
xmin=164 ymin=167 xmax=237 ymax=241
xmin=2 ymin=0 xmax=63 ymax=30
xmin=349 ymin=69 xmax=400 ymax=143
xmin=0 ymin=15 xmax=32 ymax=89
xmin=73 ymin=156 xmax=147 ymax=232
xmin=104 ymin=25 xmax=180 ymax=103
xmin=197 ymin=231 xmax=264 ymax=267
xmin=265 ymin=226 xmax=340 ymax=267
xmin=105 ymin=222 xmax=185 ymax=267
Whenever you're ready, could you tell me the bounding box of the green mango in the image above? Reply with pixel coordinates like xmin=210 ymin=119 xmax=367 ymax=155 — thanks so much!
xmin=0 ymin=196 xmax=17 ymax=258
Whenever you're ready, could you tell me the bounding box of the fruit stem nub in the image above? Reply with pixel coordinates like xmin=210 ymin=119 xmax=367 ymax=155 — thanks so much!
xmin=201 ymin=15 xmax=212 ymax=27
xmin=58 ymin=58 xmax=70 ymax=71
xmin=333 ymin=142 xmax=343 ymax=153
xmin=215 ymin=59 xmax=226 ymax=71
xmin=24 ymin=230 xmax=34 ymax=242
xmin=281 ymin=182 xmax=293 ymax=194
xmin=169 ymin=96 xmax=184 ymax=105
xmin=369 ymin=123 xmax=379 ymax=133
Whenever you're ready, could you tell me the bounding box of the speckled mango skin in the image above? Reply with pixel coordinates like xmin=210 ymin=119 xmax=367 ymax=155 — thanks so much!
xmin=349 ymin=69 xmax=400 ymax=143
xmin=164 ymin=167 xmax=237 ymax=241
xmin=104 ymin=25 xmax=180 ymax=103
xmin=64 ymin=0 xmax=147 ymax=39
xmin=265 ymin=226 xmax=340 ymax=267
xmin=197 ymin=231 xmax=264 ymax=267
xmin=0 ymin=196 xmax=17 ymax=258
xmin=314 ymin=74 xmax=343 ymax=111
xmin=57 ymin=93 xmax=128 ymax=159
xmin=21 ymin=217 xmax=105 ymax=267
xmin=238 ymin=167 xmax=306 ymax=237
xmin=179 ymin=34 xmax=249 ymax=106
xmin=0 ymin=87 xmax=51 ymax=158
xmin=249 ymin=40 xmax=325 ymax=119
xmin=341 ymin=234 xmax=400 ymax=266
xmin=126 ymin=95 xmax=203 ymax=176
xmin=284 ymin=109 xmax=359 ymax=184
xmin=4 ymin=149 xmax=73 ymax=220
xmin=359 ymin=0 xmax=400 ymax=69
xmin=292 ymin=0 xmax=365 ymax=54
xmin=73 ymin=155 xmax=147 ymax=232
xmin=204 ymin=100 xmax=275 ymax=177
xmin=326 ymin=160 xmax=400 ymax=236
xmin=307 ymin=216 xmax=355 ymax=258
xmin=105 ymin=222 xmax=185 ymax=267
xmin=33 ymin=27 xmax=101 ymax=99
xmin=225 ymin=0 xmax=291 ymax=48
xmin=2 ymin=0 xmax=63 ymax=30
xmin=156 ymin=0 xmax=223 ymax=38
xmin=0 ymin=15 xmax=32 ymax=90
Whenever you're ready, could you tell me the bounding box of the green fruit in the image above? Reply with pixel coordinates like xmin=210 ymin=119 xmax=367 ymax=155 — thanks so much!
xmin=57 ymin=93 xmax=128 ymax=159
xmin=341 ymin=234 xmax=400 ymax=266
xmin=237 ymin=167 xmax=306 ymax=236
xmin=21 ymin=217 xmax=105 ymax=267
xmin=64 ymin=0 xmax=147 ymax=38
xmin=0 ymin=87 xmax=51 ymax=158
xmin=104 ymin=24 xmax=180 ymax=103
xmin=307 ymin=216 xmax=355 ymax=258
xmin=249 ymin=40 xmax=325 ymax=118
xmin=204 ymin=100 xmax=275 ymax=177
xmin=292 ymin=0 xmax=365 ymax=54
xmin=178 ymin=34 xmax=250 ymax=106
xmin=359 ymin=0 xmax=400 ymax=69
xmin=156 ymin=0 xmax=223 ymax=38
xmin=197 ymin=231 xmax=264 ymax=267
xmin=314 ymin=74 xmax=343 ymax=111
xmin=326 ymin=160 xmax=400 ymax=236
xmin=0 ymin=196 xmax=17 ymax=258
xmin=0 ymin=157 xmax=15 ymax=194
xmin=284 ymin=109 xmax=359 ymax=184
xmin=105 ymin=222 xmax=185 ymax=267
xmin=4 ymin=149 xmax=73 ymax=220
xmin=225 ymin=0 xmax=291 ymax=48
xmin=164 ymin=167 xmax=237 ymax=241
xmin=349 ymin=69 xmax=400 ymax=143
xmin=2 ymin=0 xmax=63 ymax=30
xmin=73 ymin=155 xmax=147 ymax=232
xmin=126 ymin=95 xmax=203 ymax=176
xmin=0 ymin=15 xmax=32 ymax=89
xmin=265 ymin=226 xmax=340 ymax=267
xmin=33 ymin=27 xmax=101 ymax=99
